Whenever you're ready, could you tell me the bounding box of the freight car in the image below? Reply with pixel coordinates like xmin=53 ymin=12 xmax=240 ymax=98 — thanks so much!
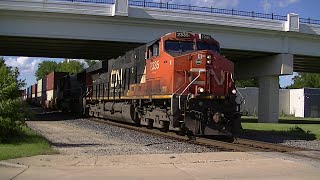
xmin=84 ymin=32 xmax=241 ymax=137
xmin=56 ymin=70 xmax=88 ymax=114
xmin=45 ymin=71 xmax=68 ymax=109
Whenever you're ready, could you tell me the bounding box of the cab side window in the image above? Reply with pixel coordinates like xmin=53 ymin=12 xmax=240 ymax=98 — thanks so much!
xmin=147 ymin=41 xmax=160 ymax=59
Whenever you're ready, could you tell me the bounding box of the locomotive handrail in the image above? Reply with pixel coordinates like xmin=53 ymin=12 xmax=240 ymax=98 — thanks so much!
xmin=178 ymin=69 xmax=206 ymax=110
xmin=171 ymin=70 xmax=187 ymax=114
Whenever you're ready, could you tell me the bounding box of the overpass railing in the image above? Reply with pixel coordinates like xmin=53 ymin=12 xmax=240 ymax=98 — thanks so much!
xmin=56 ymin=0 xmax=114 ymax=4
xmin=128 ymin=0 xmax=320 ymax=25
xmin=54 ymin=0 xmax=320 ymax=25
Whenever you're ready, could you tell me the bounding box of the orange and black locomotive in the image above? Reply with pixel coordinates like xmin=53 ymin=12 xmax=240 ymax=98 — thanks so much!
xmin=83 ymin=32 xmax=241 ymax=137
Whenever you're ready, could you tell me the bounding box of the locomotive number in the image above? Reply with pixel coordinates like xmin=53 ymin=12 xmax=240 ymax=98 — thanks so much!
xmin=150 ymin=60 xmax=160 ymax=71
xmin=176 ymin=32 xmax=191 ymax=38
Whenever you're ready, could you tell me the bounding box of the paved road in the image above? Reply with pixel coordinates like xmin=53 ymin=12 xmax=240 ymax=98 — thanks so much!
xmin=1 ymin=152 xmax=320 ymax=180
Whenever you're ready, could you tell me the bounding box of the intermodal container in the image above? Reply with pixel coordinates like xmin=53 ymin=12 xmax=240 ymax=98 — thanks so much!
xmin=46 ymin=72 xmax=68 ymax=91
xmin=31 ymin=84 xmax=37 ymax=98
xmin=37 ymin=79 xmax=43 ymax=97
xmin=45 ymin=72 xmax=68 ymax=108
xmin=27 ymin=86 xmax=32 ymax=99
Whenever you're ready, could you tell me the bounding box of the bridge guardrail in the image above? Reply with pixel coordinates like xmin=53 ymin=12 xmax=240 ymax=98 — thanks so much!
xmin=4 ymin=0 xmax=320 ymax=25
xmin=128 ymin=0 xmax=320 ymax=25
xmin=55 ymin=0 xmax=114 ymax=4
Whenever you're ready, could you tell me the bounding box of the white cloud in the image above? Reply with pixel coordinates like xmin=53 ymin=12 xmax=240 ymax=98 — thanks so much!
xmin=4 ymin=57 xmax=42 ymax=74
xmin=259 ymin=0 xmax=300 ymax=13
xmin=260 ymin=0 xmax=272 ymax=13
xmin=278 ymin=0 xmax=300 ymax=7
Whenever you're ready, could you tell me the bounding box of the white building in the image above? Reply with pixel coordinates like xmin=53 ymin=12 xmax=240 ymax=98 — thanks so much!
xmin=237 ymin=88 xmax=320 ymax=118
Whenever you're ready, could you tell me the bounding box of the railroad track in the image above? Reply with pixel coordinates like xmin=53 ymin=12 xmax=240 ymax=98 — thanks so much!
xmin=90 ymin=118 xmax=305 ymax=153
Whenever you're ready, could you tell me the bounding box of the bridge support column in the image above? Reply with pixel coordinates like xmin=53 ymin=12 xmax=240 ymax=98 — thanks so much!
xmin=258 ymin=76 xmax=279 ymax=123
xmin=113 ymin=0 xmax=128 ymax=16
xmin=235 ymin=53 xmax=294 ymax=123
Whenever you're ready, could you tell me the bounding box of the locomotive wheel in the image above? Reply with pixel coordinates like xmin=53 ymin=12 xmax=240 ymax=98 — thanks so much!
xmin=177 ymin=123 xmax=186 ymax=136
xmin=146 ymin=119 xmax=154 ymax=129
xmin=160 ymin=121 xmax=169 ymax=132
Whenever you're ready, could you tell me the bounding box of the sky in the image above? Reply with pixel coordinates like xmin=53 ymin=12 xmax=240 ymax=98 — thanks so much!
xmin=3 ymin=0 xmax=320 ymax=88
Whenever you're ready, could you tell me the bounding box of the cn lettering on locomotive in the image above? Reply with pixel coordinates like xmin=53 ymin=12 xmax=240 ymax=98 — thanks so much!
xmin=59 ymin=32 xmax=241 ymax=138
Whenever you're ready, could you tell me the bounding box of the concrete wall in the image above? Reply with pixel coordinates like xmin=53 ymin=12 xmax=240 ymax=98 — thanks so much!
xmin=237 ymin=88 xmax=291 ymax=116
xmin=279 ymin=89 xmax=290 ymax=115
xmin=289 ymin=89 xmax=305 ymax=117
xmin=304 ymin=88 xmax=320 ymax=118
xmin=237 ymin=87 xmax=259 ymax=116
xmin=238 ymin=88 xmax=320 ymax=118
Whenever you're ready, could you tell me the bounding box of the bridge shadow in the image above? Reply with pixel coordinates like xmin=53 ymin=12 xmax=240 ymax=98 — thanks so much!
xmin=27 ymin=106 xmax=80 ymax=121
xmin=240 ymin=126 xmax=316 ymax=143
xmin=50 ymin=142 xmax=102 ymax=148
xmin=241 ymin=117 xmax=320 ymax=124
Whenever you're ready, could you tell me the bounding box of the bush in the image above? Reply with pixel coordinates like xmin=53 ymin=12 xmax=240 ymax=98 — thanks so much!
xmin=0 ymin=57 xmax=26 ymax=142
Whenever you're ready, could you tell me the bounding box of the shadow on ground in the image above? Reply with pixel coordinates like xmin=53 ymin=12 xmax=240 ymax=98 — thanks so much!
xmin=27 ymin=106 xmax=82 ymax=121
xmin=240 ymin=126 xmax=316 ymax=143
xmin=242 ymin=118 xmax=320 ymax=124
xmin=50 ymin=142 xmax=102 ymax=148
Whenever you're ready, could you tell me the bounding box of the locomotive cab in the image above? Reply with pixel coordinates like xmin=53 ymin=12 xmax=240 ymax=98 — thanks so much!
xmin=144 ymin=32 xmax=241 ymax=137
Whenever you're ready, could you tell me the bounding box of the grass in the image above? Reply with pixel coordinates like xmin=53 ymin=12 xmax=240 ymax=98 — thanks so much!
xmin=242 ymin=116 xmax=320 ymax=124
xmin=242 ymin=122 xmax=320 ymax=140
xmin=0 ymin=126 xmax=57 ymax=160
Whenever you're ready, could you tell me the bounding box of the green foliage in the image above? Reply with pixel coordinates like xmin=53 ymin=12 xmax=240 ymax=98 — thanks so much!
xmin=35 ymin=59 xmax=85 ymax=80
xmin=0 ymin=57 xmax=27 ymax=142
xmin=85 ymin=59 xmax=98 ymax=67
xmin=35 ymin=61 xmax=59 ymax=80
xmin=57 ymin=60 xmax=84 ymax=74
xmin=287 ymin=73 xmax=320 ymax=89
xmin=236 ymin=78 xmax=259 ymax=88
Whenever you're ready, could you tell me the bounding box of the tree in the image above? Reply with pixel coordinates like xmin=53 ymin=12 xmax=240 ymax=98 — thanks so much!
xmin=287 ymin=73 xmax=320 ymax=89
xmin=0 ymin=57 xmax=27 ymax=142
xmin=236 ymin=78 xmax=259 ymax=88
xmin=35 ymin=59 xmax=85 ymax=80
xmin=57 ymin=59 xmax=84 ymax=74
xmin=35 ymin=61 xmax=59 ymax=80
xmin=85 ymin=59 xmax=98 ymax=67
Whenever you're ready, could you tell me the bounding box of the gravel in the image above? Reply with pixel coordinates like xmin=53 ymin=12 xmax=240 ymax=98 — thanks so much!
xmin=281 ymin=140 xmax=320 ymax=151
xmin=27 ymin=117 xmax=219 ymax=156
xmin=240 ymin=133 xmax=320 ymax=151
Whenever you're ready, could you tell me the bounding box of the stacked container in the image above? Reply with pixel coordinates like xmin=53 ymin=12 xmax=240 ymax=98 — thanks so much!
xmin=45 ymin=71 xmax=68 ymax=108
xmin=31 ymin=84 xmax=37 ymax=104
xmin=27 ymin=86 xmax=32 ymax=101
xmin=36 ymin=78 xmax=47 ymax=107
xmin=36 ymin=79 xmax=42 ymax=106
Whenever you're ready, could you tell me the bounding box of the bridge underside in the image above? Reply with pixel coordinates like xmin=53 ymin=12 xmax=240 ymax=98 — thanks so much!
xmin=1 ymin=35 xmax=320 ymax=73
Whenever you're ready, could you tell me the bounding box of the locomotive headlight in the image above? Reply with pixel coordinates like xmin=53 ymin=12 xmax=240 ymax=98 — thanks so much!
xmin=198 ymin=87 xmax=205 ymax=93
xmin=232 ymin=89 xmax=237 ymax=95
xmin=206 ymin=55 xmax=212 ymax=64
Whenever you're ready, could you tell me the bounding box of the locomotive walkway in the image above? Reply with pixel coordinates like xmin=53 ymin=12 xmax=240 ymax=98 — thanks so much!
xmin=2 ymin=151 xmax=320 ymax=179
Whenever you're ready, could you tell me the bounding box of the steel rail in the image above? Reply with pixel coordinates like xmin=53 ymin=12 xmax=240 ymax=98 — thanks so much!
xmin=90 ymin=118 xmax=306 ymax=153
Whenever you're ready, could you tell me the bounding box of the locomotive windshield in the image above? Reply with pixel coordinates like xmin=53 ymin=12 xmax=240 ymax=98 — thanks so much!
xmin=197 ymin=42 xmax=220 ymax=53
xmin=165 ymin=40 xmax=220 ymax=54
xmin=165 ymin=41 xmax=194 ymax=52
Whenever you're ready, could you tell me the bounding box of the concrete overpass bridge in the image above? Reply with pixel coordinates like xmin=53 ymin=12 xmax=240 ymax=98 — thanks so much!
xmin=1 ymin=0 xmax=320 ymax=123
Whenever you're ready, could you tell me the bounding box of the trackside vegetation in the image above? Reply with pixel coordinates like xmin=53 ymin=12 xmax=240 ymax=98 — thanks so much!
xmin=0 ymin=126 xmax=56 ymax=160
xmin=0 ymin=57 xmax=27 ymax=142
xmin=0 ymin=57 xmax=55 ymax=160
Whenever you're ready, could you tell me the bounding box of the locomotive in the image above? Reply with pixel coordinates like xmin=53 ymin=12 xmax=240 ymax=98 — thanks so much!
xmin=83 ymin=32 xmax=241 ymax=137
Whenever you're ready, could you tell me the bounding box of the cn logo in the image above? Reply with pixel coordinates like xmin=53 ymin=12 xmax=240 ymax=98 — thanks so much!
xmin=110 ymin=69 xmax=122 ymax=88
xmin=209 ymin=69 xmax=225 ymax=86
xmin=150 ymin=60 xmax=160 ymax=71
